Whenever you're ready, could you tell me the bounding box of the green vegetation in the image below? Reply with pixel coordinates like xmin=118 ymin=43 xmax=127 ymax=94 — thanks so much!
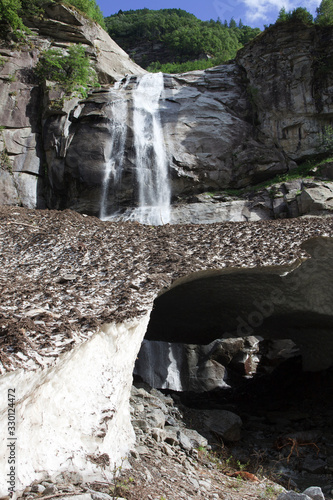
xmin=276 ymin=0 xmax=333 ymax=26
xmin=0 ymin=0 xmax=105 ymax=38
xmin=0 ymin=0 xmax=27 ymax=37
xmin=62 ymin=0 xmax=105 ymax=27
xmin=202 ymin=157 xmax=333 ymax=200
xmin=322 ymin=125 xmax=333 ymax=152
xmin=316 ymin=0 xmax=333 ymax=25
xmin=147 ymin=56 xmax=230 ymax=74
xmin=276 ymin=6 xmax=313 ymax=24
xmin=36 ymin=44 xmax=98 ymax=98
xmin=105 ymin=9 xmax=261 ymax=72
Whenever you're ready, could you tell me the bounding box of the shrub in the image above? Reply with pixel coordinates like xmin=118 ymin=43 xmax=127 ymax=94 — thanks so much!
xmin=36 ymin=44 xmax=99 ymax=97
xmin=0 ymin=0 xmax=27 ymax=36
xmin=63 ymin=0 xmax=105 ymax=28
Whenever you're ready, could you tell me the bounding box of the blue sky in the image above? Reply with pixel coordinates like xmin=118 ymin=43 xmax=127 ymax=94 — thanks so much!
xmin=98 ymin=0 xmax=321 ymax=29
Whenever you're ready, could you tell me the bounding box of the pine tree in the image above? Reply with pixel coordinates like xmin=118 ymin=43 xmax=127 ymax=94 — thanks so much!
xmin=316 ymin=0 xmax=333 ymax=25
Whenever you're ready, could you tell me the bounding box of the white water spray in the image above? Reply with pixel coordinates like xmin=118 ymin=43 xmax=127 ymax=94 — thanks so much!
xmin=100 ymin=79 xmax=129 ymax=220
xmin=101 ymin=73 xmax=171 ymax=225
xmin=131 ymin=72 xmax=171 ymax=225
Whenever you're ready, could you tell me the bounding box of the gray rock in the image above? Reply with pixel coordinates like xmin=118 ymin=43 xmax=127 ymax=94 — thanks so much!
xmin=203 ymin=410 xmax=242 ymax=442
xmin=54 ymin=472 xmax=83 ymax=485
xmin=57 ymin=496 xmax=92 ymax=500
xmin=89 ymin=490 xmax=113 ymax=500
xmin=133 ymin=419 xmax=149 ymax=432
xmin=31 ymin=485 xmax=45 ymax=494
xmin=42 ymin=484 xmax=57 ymax=495
xmin=302 ymin=456 xmax=327 ymax=474
xmin=177 ymin=431 xmax=193 ymax=452
xmin=302 ymin=487 xmax=325 ymax=500
xmin=136 ymin=445 xmax=150 ymax=455
xmin=164 ymin=426 xmax=179 ymax=446
xmin=147 ymin=408 xmax=165 ymax=429
xmin=181 ymin=429 xmax=208 ymax=449
xmin=151 ymin=428 xmax=166 ymax=442
xmin=277 ymin=493 xmax=312 ymax=500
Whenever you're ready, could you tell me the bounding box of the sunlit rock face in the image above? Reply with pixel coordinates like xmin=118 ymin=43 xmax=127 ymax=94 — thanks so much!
xmin=1 ymin=21 xmax=333 ymax=217
xmin=146 ymin=237 xmax=333 ymax=372
xmin=236 ymin=23 xmax=333 ymax=161
xmin=38 ymin=23 xmax=333 ymax=217
xmin=0 ymin=3 xmax=144 ymax=211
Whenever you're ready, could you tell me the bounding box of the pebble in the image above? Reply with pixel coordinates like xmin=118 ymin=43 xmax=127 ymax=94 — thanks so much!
xmin=31 ymin=485 xmax=45 ymax=494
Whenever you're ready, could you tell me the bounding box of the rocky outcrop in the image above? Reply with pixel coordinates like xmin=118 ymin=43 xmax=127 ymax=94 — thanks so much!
xmin=36 ymin=23 xmax=333 ymax=218
xmin=134 ymin=336 xmax=262 ymax=392
xmin=171 ymin=177 xmax=333 ymax=223
xmin=36 ymin=65 xmax=293 ymax=216
xmin=236 ymin=22 xmax=333 ymax=161
xmin=23 ymin=3 xmax=145 ymax=84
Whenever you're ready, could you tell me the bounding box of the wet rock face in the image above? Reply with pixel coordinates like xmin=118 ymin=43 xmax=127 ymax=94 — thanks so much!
xmin=42 ymin=66 xmax=292 ymax=216
xmin=41 ymin=24 xmax=333 ymax=217
xmin=160 ymin=67 xmax=291 ymax=197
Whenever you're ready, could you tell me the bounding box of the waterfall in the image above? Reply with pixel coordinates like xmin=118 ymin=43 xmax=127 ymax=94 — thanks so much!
xmin=99 ymin=78 xmax=129 ymax=220
xmin=100 ymin=72 xmax=170 ymax=225
xmin=131 ymin=72 xmax=171 ymax=225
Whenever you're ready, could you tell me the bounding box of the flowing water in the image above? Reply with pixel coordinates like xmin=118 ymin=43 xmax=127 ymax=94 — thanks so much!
xmin=99 ymin=78 xmax=129 ymax=220
xmin=100 ymin=72 xmax=170 ymax=225
xmin=130 ymin=72 xmax=171 ymax=225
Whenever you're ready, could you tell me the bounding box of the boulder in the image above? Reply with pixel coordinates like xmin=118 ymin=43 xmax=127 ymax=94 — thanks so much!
xmin=277 ymin=493 xmax=312 ymax=500
xmin=203 ymin=410 xmax=242 ymax=442
xmin=302 ymin=487 xmax=325 ymax=500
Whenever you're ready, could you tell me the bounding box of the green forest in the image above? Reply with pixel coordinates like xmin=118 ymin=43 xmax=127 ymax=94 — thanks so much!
xmin=104 ymin=9 xmax=261 ymax=72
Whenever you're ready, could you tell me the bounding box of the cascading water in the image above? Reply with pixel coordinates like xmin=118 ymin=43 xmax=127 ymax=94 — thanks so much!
xmin=99 ymin=78 xmax=129 ymax=220
xmin=100 ymin=72 xmax=171 ymax=225
xmin=130 ymin=72 xmax=171 ymax=225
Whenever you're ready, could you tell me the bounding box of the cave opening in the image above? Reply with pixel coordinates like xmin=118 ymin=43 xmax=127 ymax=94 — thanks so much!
xmin=133 ymin=262 xmax=333 ymax=495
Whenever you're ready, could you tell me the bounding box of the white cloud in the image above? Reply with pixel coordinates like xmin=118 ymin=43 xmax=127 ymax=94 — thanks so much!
xmin=242 ymin=0 xmax=321 ymax=23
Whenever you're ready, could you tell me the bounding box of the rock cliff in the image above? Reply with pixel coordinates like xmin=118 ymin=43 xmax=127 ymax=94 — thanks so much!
xmin=0 ymin=2 xmax=144 ymax=211
xmin=1 ymin=19 xmax=333 ymax=219
xmin=237 ymin=22 xmax=333 ymax=161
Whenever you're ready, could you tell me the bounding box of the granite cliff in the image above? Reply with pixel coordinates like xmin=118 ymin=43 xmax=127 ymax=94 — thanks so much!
xmin=0 ymin=16 xmax=333 ymax=220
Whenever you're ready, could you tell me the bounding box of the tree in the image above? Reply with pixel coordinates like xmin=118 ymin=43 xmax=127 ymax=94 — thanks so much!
xmin=277 ymin=7 xmax=288 ymax=22
xmin=315 ymin=0 xmax=333 ymax=25
xmin=276 ymin=6 xmax=313 ymax=24
xmin=229 ymin=17 xmax=237 ymax=28
xmin=291 ymin=7 xmax=313 ymax=23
